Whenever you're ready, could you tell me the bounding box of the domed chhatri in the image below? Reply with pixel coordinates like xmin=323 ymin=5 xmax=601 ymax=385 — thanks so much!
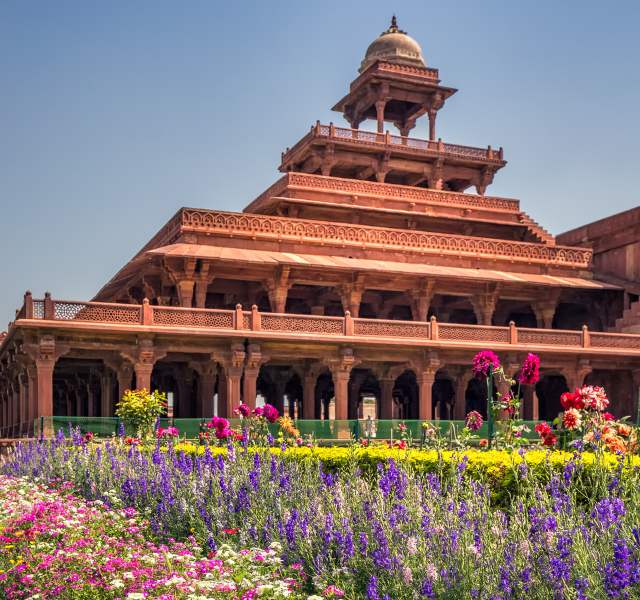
xmin=360 ymin=15 xmax=426 ymax=73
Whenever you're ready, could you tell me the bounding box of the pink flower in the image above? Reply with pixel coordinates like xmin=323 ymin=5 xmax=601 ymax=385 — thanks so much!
xmin=518 ymin=353 xmax=540 ymax=385
xmin=472 ymin=350 xmax=500 ymax=378
xmin=235 ymin=403 xmax=251 ymax=417
xmin=323 ymin=585 xmax=345 ymax=597
xmin=465 ymin=410 xmax=483 ymax=432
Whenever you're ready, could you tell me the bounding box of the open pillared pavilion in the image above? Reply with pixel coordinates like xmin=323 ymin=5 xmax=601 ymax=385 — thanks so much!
xmin=2 ymin=17 xmax=640 ymax=437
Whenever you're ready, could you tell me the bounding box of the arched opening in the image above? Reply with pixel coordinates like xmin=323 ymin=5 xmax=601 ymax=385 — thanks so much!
xmin=393 ymin=370 xmax=418 ymax=419
xmin=465 ymin=376 xmax=488 ymax=419
xmin=348 ymin=368 xmax=381 ymax=419
xmin=316 ymin=371 xmax=335 ymax=419
xmin=52 ymin=358 xmax=118 ymax=419
xmin=151 ymin=362 xmax=199 ymax=418
xmin=535 ymin=374 xmax=569 ymax=422
xmin=433 ymin=373 xmax=455 ymax=419
xmin=493 ymin=300 xmax=538 ymax=327
xmin=585 ymin=370 xmax=635 ymax=418
xmin=553 ymin=303 xmax=603 ymax=331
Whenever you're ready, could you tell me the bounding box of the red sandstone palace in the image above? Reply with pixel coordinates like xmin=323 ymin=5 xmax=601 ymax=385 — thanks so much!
xmin=2 ymin=18 xmax=640 ymax=436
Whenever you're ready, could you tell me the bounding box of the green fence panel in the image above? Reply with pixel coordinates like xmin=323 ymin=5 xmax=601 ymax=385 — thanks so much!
xmin=45 ymin=417 xmax=544 ymax=442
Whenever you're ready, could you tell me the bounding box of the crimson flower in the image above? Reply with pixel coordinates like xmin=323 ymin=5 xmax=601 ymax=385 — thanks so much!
xmin=472 ymin=350 xmax=500 ymax=378
xmin=535 ymin=422 xmax=551 ymax=437
xmin=518 ymin=353 xmax=540 ymax=385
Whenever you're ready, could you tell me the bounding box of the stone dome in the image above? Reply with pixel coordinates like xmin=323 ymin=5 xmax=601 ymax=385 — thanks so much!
xmin=359 ymin=16 xmax=426 ymax=73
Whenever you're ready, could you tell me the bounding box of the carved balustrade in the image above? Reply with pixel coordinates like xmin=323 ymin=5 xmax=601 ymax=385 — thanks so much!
xmin=282 ymin=123 xmax=505 ymax=165
xmin=247 ymin=173 xmax=521 ymax=213
xmin=179 ymin=209 xmax=592 ymax=268
xmin=7 ymin=297 xmax=640 ymax=355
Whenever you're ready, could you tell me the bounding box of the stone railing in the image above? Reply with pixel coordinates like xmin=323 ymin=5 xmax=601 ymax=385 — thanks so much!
xmin=11 ymin=296 xmax=640 ymax=354
xmin=282 ymin=123 xmax=505 ymax=165
xmin=246 ymin=173 xmax=521 ymax=214
xmin=178 ymin=208 xmax=592 ymax=268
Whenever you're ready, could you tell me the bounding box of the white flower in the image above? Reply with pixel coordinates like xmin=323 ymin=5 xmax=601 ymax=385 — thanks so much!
xmin=110 ymin=579 xmax=125 ymax=589
xmin=126 ymin=594 xmax=146 ymax=600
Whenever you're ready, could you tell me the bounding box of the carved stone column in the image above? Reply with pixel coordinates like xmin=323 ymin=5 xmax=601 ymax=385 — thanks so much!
xmin=533 ymin=291 xmax=560 ymax=329
xmin=454 ymin=370 xmax=472 ymax=420
xmin=194 ymin=264 xmax=213 ymax=309
xmin=28 ymin=336 xmax=61 ymax=425
xmin=242 ymin=344 xmax=264 ymax=409
xmin=327 ymin=348 xmax=356 ymax=421
xmin=100 ymin=370 xmax=113 ymax=417
xmin=414 ymin=353 xmax=440 ymax=420
xmin=217 ymin=343 xmax=245 ymax=417
xmin=410 ymin=280 xmax=435 ymax=322
xmin=116 ymin=363 xmax=133 ymax=403
xmin=192 ymin=361 xmax=217 ymax=418
xmin=302 ymin=367 xmax=321 ymax=420
xmin=471 ymin=284 xmax=501 ymax=326
xmin=427 ymin=108 xmax=437 ymax=141
xmin=123 ymin=338 xmax=166 ymax=393
xmin=375 ymin=99 xmax=386 ymax=133
xmin=337 ymin=273 xmax=365 ymax=318
xmin=379 ymin=377 xmax=395 ymax=420
xmin=564 ymin=360 xmax=592 ymax=392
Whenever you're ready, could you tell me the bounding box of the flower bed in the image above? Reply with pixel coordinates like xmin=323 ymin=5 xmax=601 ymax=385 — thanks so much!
xmin=0 ymin=475 xmax=307 ymax=599
xmin=3 ymin=437 xmax=640 ymax=598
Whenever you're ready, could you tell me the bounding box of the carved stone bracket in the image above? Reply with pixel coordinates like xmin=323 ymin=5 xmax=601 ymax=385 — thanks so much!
xmin=264 ymin=266 xmax=291 ymax=314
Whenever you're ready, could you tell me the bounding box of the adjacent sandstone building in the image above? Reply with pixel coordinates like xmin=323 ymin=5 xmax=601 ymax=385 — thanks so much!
xmin=2 ymin=18 xmax=639 ymax=436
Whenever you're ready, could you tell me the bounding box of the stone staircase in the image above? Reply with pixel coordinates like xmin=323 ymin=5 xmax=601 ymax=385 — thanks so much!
xmin=518 ymin=211 xmax=556 ymax=245
xmin=612 ymin=300 xmax=640 ymax=333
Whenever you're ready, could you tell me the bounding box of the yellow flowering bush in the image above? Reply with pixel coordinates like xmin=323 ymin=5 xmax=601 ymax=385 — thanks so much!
xmin=115 ymin=388 xmax=167 ymax=439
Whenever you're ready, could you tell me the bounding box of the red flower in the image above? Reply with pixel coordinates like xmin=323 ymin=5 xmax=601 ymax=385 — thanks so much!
xmin=603 ymin=412 xmax=615 ymax=421
xmin=535 ymin=422 xmax=551 ymax=437
xmin=542 ymin=433 xmax=557 ymax=446
xmin=222 ymin=528 xmax=239 ymax=535
xmin=479 ymin=439 xmax=489 ymax=448
xmin=518 ymin=353 xmax=540 ymax=385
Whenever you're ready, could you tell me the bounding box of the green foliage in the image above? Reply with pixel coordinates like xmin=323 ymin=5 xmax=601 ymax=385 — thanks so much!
xmin=115 ymin=388 xmax=166 ymax=439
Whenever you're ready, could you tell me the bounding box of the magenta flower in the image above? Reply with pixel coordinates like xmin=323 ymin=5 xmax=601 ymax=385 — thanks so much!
xmin=465 ymin=410 xmax=484 ymax=431
xmin=472 ymin=350 xmax=500 ymax=378
xmin=518 ymin=353 xmax=540 ymax=385
xmin=235 ymin=403 xmax=251 ymax=417
xmin=261 ymin=404 xmax=280 ymax=423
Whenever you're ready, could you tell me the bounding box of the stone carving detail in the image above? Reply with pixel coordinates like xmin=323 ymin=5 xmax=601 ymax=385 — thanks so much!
xmin=590 ymin=334 xmax=640 ymax=349
xmin=261 ymin=314 xmax=343 ymax=334
xmin=353 ymin=319 xmax=430 ymax=338
xmin=438 ymin=324 xmax=510 ymax=343
xmin=180 ymin=210 xmax=592 ymax=267
xmin=518 ymin=329 xmax=581 ymax=346
xmin=153 ymin=307 xmax=234 ymax=329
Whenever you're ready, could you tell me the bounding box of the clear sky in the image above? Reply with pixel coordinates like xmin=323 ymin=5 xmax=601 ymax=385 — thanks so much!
xmin=1 ymin=1 xmax=639 ymax=326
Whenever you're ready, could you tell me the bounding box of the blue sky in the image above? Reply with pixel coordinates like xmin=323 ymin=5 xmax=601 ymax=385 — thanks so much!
xmin=1 ymin=1 xmax=639 ymax=325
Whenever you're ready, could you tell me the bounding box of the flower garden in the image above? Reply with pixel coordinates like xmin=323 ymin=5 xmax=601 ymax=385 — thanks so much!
xmin=2 ymin=351 xmax=640 ymax=598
